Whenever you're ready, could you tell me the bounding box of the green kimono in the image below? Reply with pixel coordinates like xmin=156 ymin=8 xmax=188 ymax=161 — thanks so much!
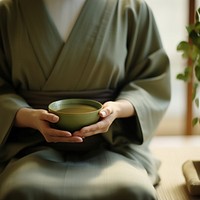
xmin=0 ymin=0 xmax=171 ymax=199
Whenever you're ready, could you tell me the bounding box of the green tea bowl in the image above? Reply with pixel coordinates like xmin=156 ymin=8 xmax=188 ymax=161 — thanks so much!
xmin=48 ymin=99 xmax=102 ymax=132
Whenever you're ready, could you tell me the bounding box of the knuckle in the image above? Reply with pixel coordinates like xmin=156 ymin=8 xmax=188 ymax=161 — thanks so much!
xmin=97 ymin=120 xmax=110 ymax=132
xmin=97 ymin=122 xmax=103 ymax=130
xmin=103 ymin=120 xmax=110 ymax=127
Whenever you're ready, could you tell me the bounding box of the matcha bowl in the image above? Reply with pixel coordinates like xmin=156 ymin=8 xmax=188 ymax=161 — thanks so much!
xmin=48 ymin=99 xmax=102 ymax=132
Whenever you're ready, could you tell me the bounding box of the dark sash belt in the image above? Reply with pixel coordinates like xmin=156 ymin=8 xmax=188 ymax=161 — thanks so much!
xmin=18 ymin=89 xmax=116 ymax=109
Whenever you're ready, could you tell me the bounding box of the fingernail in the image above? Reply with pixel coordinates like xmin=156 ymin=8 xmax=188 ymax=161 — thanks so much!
xmin=65 ymin=132 xmax=72 ymax=137
xmin=53 ymin=115 xmax=59 ymax=122
xmin=100 ymin=111 xmax=106 ymax=117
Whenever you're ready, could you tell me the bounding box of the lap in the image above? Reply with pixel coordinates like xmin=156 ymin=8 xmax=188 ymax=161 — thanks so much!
xmin=0 ymin=147 xmax=157 ymax=200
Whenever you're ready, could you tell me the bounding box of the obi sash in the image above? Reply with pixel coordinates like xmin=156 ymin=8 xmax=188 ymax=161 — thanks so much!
xmin=18 ymin=89 xmax=117 ymax=109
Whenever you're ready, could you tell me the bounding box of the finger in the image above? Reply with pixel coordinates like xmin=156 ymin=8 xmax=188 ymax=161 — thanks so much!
xmin=41 ymin=112 xmax=59 ymax=123
xmin=46 ymin=136 xmax=83 ymax=143
xmin=46 ymin=128 xmax=72 ymax=137
xmin=74 ymin=120 xmax=109 ymax=138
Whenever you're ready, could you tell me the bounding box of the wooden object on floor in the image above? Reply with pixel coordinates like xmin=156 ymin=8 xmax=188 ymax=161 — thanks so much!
xmin=182 ymin=160 xmax=200 ymax=195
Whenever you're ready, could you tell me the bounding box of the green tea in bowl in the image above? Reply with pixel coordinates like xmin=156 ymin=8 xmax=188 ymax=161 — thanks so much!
xmin=48 ymin=99 xmax=102 ymax=132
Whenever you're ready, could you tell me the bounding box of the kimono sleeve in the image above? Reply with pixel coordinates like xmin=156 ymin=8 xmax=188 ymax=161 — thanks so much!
xmin=116 ymin=1 xmax=171 ymax=143
xmin=0 ymin=3 xmax=30 ymax=144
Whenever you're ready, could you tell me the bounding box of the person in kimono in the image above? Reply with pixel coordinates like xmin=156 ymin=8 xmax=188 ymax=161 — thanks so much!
xmin=0 ymin=0 xmax=171 ymax=199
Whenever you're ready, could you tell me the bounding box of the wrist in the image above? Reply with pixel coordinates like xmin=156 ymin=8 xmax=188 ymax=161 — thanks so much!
xmin=15 ymin=107 xmax=36 ymax=128
xmin=115 ymin=100 xmax=135 ymax=118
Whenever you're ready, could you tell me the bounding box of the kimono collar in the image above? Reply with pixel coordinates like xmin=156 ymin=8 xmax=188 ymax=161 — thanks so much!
xmin=18 ymin=0 xmax=117 ymax=90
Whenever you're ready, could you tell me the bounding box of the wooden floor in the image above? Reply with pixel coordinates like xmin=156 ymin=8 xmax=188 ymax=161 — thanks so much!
xmin=150 ymin=135 xmax=200 ymax=200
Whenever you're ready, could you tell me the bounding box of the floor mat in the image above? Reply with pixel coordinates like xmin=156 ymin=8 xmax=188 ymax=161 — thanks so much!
xmin=151 ymin=140 xmax=200 ymax=200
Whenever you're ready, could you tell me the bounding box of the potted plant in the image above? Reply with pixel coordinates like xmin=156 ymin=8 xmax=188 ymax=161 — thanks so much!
xmin=177 ymin=7 xmax=200 ymax=126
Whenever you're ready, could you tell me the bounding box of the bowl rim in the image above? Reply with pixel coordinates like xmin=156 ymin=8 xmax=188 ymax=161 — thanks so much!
xmin=48 ymin=98 xmax=102 ymax=115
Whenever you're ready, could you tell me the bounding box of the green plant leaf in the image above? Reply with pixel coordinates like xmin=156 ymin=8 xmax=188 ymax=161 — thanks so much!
xmin=176 ymin=73 xmax=188 ymax=81
xmin=190 ymin=45 xmax=199 ymax=60
xmin=192 ymin=117 xmax=199 ymax=126
xmin=177 ymin=41 xmax=191 ymax=58
xmin=189 ymin=31 xmax=200 ymax=49
xmin=195 ymin=98 xmax=199 ymax=108
xmin=186 ymin=24 xmax=195 ymax=34
xmin=194 ymin=22 xmax=200 ymax=32
xmin=195 ymin=64 xmax=200 ymax=81
xmin=176 ymin=67 xmax=192 ymax=82
xmin=193 ymin=83 xmax=198 ymax=100
xmin=177 ymin=41 xmax=199 ymax=61
xmin=177 ymin=41 xmax=189 ymax=50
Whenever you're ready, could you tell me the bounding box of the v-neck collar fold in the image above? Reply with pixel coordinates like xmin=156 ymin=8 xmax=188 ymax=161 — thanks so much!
xmin=43 ymin=0 xmax=111 ymax=90
xmin=18 ymin=0 xmax=116 ymax=91
xmin=19 ymin=0 xmax=64 ymax=80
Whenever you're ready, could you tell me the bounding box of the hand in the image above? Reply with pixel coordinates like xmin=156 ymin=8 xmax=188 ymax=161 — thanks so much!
xmin=15 ymin=108 xmax=83 ymax=143
xmin=73 ymin=100 xmax=134 ymax=138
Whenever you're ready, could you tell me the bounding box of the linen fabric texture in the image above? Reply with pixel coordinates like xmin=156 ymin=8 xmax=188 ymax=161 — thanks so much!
xmin=0 ymin=0 xmax=171 ymax=199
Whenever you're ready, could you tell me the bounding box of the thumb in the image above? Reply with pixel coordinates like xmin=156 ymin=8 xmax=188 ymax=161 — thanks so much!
xmin=99 ymin=107 xmax=112 ymax=118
